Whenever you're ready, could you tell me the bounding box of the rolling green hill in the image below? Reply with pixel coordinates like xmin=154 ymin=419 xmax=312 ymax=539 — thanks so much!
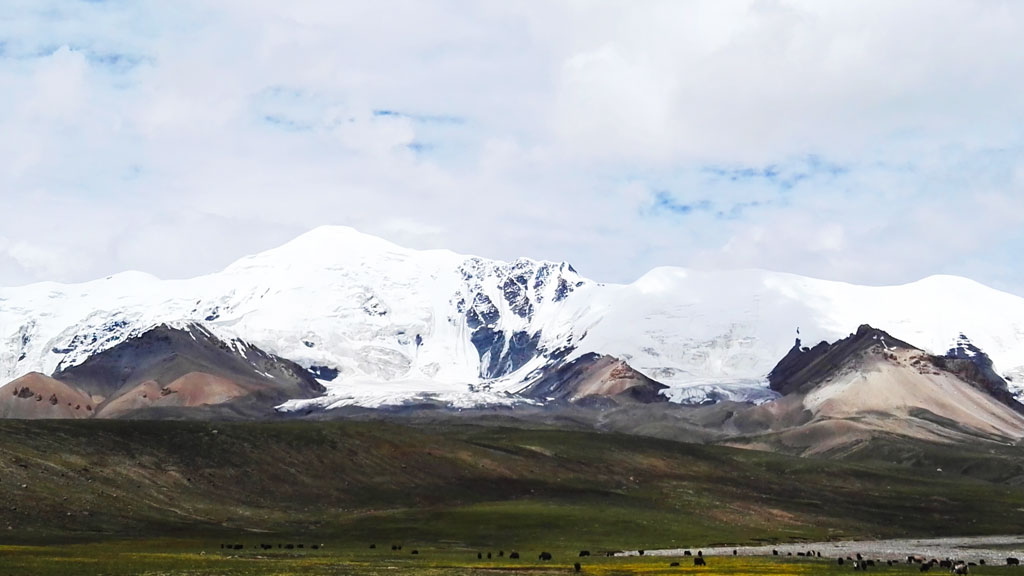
xmin=2 ymin=419 xmax=1023 ymax=551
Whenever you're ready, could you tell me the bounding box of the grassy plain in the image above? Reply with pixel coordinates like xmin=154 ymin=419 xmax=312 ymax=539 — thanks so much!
xmin=1 ymin=419 xmax=1023 ymax=574
xmin=3 ymin=541 xmax=1024 ymax=576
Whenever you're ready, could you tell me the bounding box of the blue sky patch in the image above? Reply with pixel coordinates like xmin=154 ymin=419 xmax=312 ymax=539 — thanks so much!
xmin=650 ymin=191 xmax=712 ymax=216
xmin=373 ymin=109 xmax=466 ymax=125
xmin=703 ymin=155 xmax=848 ymax=191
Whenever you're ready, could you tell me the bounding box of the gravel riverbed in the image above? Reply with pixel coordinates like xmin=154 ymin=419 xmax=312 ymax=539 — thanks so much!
xmin=618 ymin=535 xmax=1024 ymax=564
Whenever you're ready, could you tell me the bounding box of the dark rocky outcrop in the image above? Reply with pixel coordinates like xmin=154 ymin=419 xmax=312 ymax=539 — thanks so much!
xmin=931 ymin=334 xmax=1024 ymax=415
xmin=768 ymin=324 xmax=917 ymax=396
xmin=50 ymin=323 xmax=324 ymax=418
xmin=520 ymin=353 xmax=667 ymax=404
xmin=455 ymin=258 xmax=583 ymax=380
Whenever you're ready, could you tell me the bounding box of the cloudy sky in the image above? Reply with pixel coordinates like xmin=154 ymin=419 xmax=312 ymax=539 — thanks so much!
xmin=2 ymin=1 xmax=1023 ymax=294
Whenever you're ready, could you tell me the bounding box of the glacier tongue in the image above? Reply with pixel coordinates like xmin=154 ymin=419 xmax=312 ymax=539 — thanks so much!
xmin=3 ymin=226 xmax=1024 ymax=409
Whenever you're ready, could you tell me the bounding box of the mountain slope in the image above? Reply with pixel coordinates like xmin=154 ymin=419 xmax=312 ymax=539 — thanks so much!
xmin=36 ymin=323 xmax=324 ymax=418
xmin=0 ymin=372 xmax=96 ymax=419
xmin=727 ymin=325 xmax=1024 ymax=455
xmin=3 ymin=226 xmax=1024 ymax=409
xmin=517 ymin=353 xmax=668 ymax=404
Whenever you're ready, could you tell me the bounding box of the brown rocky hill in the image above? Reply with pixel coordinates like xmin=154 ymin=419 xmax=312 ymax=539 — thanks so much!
xmin=518 ymin=353 xmax=668 ymax=404
xmin=0 ymin=324 xmax=323 ymax=419
xmin=721 ymin=325 xmax=1024 ymax=455
xmin=0 ymin=372 xmax=97 ymax=419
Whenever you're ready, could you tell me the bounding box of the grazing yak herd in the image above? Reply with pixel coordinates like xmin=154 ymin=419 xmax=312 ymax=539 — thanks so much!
xmin=214 ymin=541 xmax=1022 ymax=572
xmin=834 ymin=553 xmax=1020 ymax=573
xmin=219 ymin=543 xmax=322 ymax=551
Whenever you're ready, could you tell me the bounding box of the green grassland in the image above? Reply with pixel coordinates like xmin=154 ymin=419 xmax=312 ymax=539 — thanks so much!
xmin=3 ymin=541 xmax=1023 ymax=576
xmin=1 ymin=419 xmax=1023 ymax=574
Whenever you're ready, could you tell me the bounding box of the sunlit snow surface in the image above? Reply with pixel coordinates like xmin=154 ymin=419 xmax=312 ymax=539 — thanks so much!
xmin=2 ymin=226 xmax=1024 ymax=409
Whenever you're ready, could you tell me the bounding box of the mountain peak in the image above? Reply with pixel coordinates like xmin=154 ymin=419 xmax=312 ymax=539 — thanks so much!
xmin=768 ymin=324 xmax=918 ymax=396
xmin=226 ymin=225 xmax=414 ymax=272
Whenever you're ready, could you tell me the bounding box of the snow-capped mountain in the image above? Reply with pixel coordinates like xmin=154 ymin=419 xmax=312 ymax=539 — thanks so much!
xmin=2 ymin=225 xmax=1024 ymax=409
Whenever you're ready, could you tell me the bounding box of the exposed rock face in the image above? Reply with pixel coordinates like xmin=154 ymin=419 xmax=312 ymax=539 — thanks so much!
xmin=930 ymin=334 xmax=1024 ymax=415
xmin=453 ymin=257 xmax=584 ymax=379
xmin=769 ymin=325 xmax=1024 ymax=415
xmin=519 ymin=353 xmax=668 ymax=404
xmin=742 ymin=325 xmax=1024 ymax=453
xmin=46 ymin=323 xmax=324 ymax=418
xmin=768 ymin=324 xmax=918 ymax=396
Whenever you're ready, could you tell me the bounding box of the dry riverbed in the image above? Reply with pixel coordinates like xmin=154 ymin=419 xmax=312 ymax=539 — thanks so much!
xmin=623 ymin=535 xmax=1024 ymax=564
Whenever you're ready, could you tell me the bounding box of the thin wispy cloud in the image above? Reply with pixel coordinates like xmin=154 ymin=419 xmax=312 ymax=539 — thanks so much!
xmin=0 ymin=0 xmax=1022 ymax=295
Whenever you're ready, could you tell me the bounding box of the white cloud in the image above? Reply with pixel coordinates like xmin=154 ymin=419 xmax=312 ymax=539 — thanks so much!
xmin=0 ymin=0 xmax=1023 ymax=296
